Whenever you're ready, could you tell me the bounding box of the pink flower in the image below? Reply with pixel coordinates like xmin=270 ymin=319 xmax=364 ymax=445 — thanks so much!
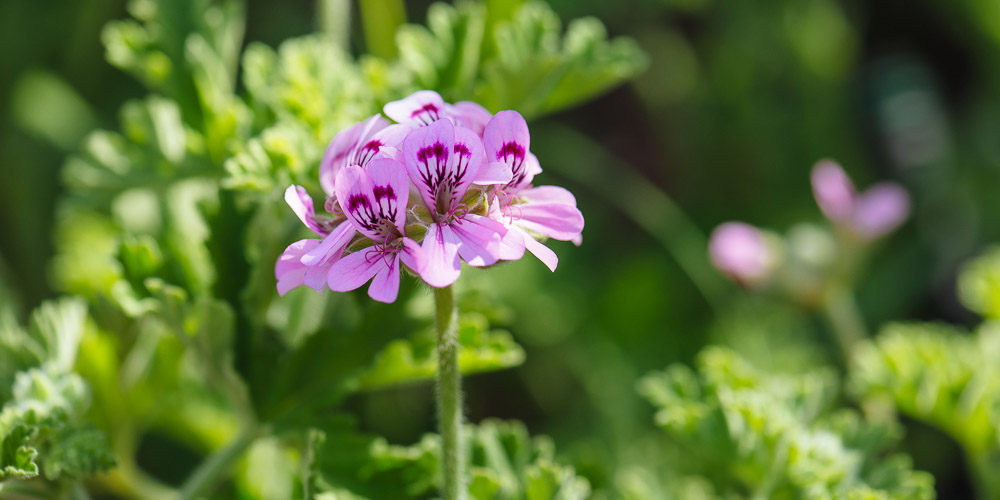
xmin=277 ymin=92 xmax=585 ymax=301
xmin=811 ymin=160 xmax=909 ymax=240
xmin=401 ymin=119 xmax=511 ymax=288
xmin=383 ymin=90 xmax=492 ymax=137
xmin=275 ymin=185 xmax=355 ymax=296
xmin=482 ymin=111 xmax=585 ymax=271
xmin=327 ymin=160 xmax=426 ymax=303
xmin=708 ymin=222 xmax=774 ymax=286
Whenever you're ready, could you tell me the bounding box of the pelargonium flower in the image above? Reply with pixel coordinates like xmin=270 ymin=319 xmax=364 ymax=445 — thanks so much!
xmin=277 ymin=90 xmax=585 ymax=301
xmin=708 ymin=222 xmax=775 ymax=287
xmin=811 ymin=160 xmax=910 ymax=240
xmin=327 ymin=160 xmax=425 ymax=302
xmin=401 ymin=119 xmax=512 ymax=287
xmin=482 ymin=111 xmax=585 ymax=271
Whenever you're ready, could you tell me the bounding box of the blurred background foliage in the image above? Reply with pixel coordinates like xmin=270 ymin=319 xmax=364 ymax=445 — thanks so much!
xmin=3 ymin=0 xmax=1000 ymax=498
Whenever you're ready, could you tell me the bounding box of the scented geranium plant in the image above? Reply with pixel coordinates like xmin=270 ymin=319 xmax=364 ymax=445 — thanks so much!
xmin=276 ymin=90 xmax=583 ymax=498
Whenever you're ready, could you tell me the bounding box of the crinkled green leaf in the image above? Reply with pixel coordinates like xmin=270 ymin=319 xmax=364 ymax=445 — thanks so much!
xmin=639 ymin=346 xmax=934 ymax=499
xmin=475 ymin=1 xmax=647 ymax=118
xmin=351 ymin=313 xmax=525 ymax=392
xmin=316 ymin=419 xmax=588 ymax=500
xmin=396 ymin=1 xmax=485 ymax=98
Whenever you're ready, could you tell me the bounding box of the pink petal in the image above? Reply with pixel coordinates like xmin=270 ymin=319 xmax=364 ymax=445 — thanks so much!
xmin=303 ymin=263 xmax=332 ymax=290
xmin=420 ymin=224 xmax=461 ymax=288
xmin=708 ymin=222 xmax=772 ymax=284
xmin=276 ymin=239 xmax=319 ymax=279
xmin=451 ymin=215 xmax=504 ymax=267
xmin=513 ymin=202 xmax=584 ymax=241
xmin=277 ymin=267 xmax=309 ymax=296
xmin=365 ymin=158 xmax=411 ymax=233
xmin=519 ymin=185 xmax=575 ymax=206
xmin=284 ymin=185 xmax=327 ymax=236
xmin=327 ymin=249 xmax=383 ymax=292
xmin=320 ymin=115 xmax=389 ymax=196
xmin=522 ymin=231 xmax=558 ymax=271
xmin=811 ymin=160 xmax=856 ymax=222
xmin=496 ymin=222 xmax=526 ymax=261
xmin=474 ymin=161 xmax=515 ymax=186
xmin=300 ymin=220 xmax=355 ymax=266
xmin=368 ymin=256 xmax=401 ymax=303
xmin=384 ymin=90 xmax=448 ymax=127
xmin=277 ymin=239 xmax=327 ymax=295
xmin=851 ymin=183 xmax=909 ymax=239
xmin=449 ymin=101 xmax=492 ymax=137
xmin=402 ymin=119 xmax=455 ymax=215
xmin=484 ymin=111 xmax=532 ymax=190
xmin=450 ymin=125 xmax=487 ymax=200
xmin=399 ymin=237 xmax=426 ymax=274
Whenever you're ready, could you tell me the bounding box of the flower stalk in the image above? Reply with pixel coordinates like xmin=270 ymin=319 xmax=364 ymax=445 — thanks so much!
xmin=434 ymin=285 xmax=464 ymax=500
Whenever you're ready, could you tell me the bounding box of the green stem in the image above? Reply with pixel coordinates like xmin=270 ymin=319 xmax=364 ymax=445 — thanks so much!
xmin=821 ymin=287 xmax=867 ymax=366
xmin=317 ymin=0 xmax=351 ymax=49
xmin=176 ymin=426 xmax=264 ymax=500
xmin=359 ymin=0 xmax=406 ymax=60
xmin=434 ymin=285 xmax=464 ymax=500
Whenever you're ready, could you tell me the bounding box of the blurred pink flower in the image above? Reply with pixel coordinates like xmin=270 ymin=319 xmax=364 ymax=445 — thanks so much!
xmin=810 ymin=160 xmax=910 ymax=240
xmin=709 ymin=222 xmax=773 ymax=286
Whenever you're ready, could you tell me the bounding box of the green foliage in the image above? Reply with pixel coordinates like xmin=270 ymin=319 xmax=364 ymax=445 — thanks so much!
xmin=958 ymin=247 xmax=1000 ymax=320
xmin=851 ymin=250 xmax=1000 ymax=498
xmin=352 ymin=312 xmax=525 ymax=391
xmin=639 ymin=347 xmax=934 ymax=499
xmin=315 ymin=418 xmax=589 ymax=499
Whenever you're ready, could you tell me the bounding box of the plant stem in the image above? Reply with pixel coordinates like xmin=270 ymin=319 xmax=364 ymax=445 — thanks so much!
xmin=434 ymin=285 xmax=464 ymax=500
xmin=359 ymin=0 xmax=406 ymax=60
xmin=176 ymin=425 xmax=264 ymax=500
xmin=318 ymin=0 xmax=350 ymax=49
xmin=821 ymin=286 xmax=867 ymax=366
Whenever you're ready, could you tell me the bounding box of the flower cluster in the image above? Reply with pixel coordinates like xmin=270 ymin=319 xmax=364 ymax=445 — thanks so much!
xmin=276 ymin=91 xmax=585 ymax=302
xmin=709 ymin=159 xmax=910 ymax=288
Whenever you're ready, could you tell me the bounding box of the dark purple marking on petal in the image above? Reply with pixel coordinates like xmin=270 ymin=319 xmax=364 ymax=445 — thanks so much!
xmin=411 ymin=104 xmax=442 ymax=125
xmin=352 ymin=139 xmax=383 ymax=167
xmin=415 ymin=142 xmax=450 ymax=193
xmin=373 ymin=184 xmax=395 ymax=203
xmin=498 ymin=141 xmax=527 ymax=188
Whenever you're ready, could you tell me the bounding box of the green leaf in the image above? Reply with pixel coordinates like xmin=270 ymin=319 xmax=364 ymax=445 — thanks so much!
xmin=958 ymin=247 xmax=1000 ymax=319
xmin=639 ymin=346 xmax=934 ymax=499
xmin=316 ymin=419 xmax=589 ymax=500
xmin=475 ymin=1 xmax=646 ymax=118
xmin=0 ymin=409 xmax=40 ymax=482
xmin=351 ymin=312 xmax=525 ymax=392
xmin=395 ymin=1 xmax=485 ymax=98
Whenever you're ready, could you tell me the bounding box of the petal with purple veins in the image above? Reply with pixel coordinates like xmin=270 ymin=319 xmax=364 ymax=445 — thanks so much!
xmin=365 ymin=158 xmax=410 ymax=233
xmin=402 ymin=119 xmax=455 ymax=215
xmin=384 ymin=90 xmax=448 ymax=127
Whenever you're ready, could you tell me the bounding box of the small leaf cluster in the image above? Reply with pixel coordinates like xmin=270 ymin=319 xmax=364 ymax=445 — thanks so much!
xmin=638 ymin=346 xmax=933 ymax=500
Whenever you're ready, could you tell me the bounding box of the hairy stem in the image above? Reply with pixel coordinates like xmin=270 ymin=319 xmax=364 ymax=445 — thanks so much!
xmin=434 ymin=285 xmax=465 ymax=500
xmin=359 ymin=0 xmax=406 ymax=60
xmin=176 ymin=425 xmax=264 ymax=500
